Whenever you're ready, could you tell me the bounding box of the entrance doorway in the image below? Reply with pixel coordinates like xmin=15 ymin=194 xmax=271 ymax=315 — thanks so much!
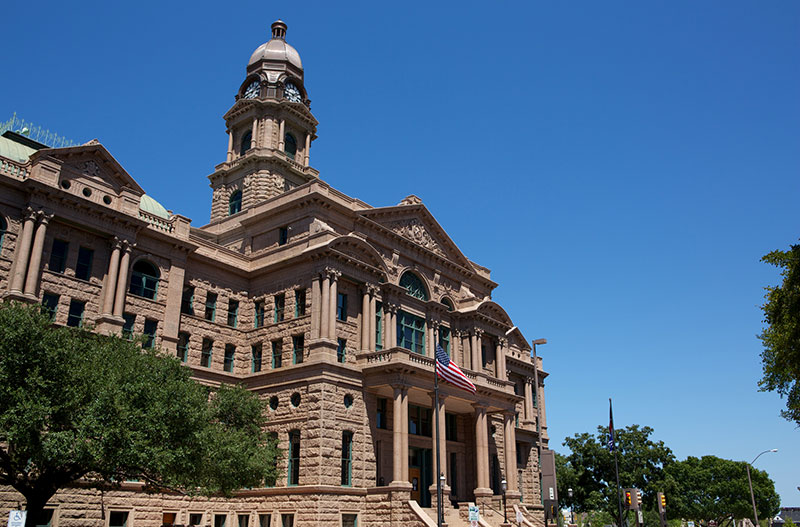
xmin=409 ymin=447 xmax=433 ymax=507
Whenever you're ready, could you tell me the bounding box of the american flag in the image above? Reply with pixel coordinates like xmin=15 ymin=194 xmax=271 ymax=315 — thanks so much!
xmin=435 ymin=344 xmax=476 ymax=394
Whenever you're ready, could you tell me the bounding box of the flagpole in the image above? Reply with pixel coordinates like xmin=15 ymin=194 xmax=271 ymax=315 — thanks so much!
xmin=611 ymin=398 xmax=624 ymax=527
xmin=434 ymin=343 xmax=443 ymax=527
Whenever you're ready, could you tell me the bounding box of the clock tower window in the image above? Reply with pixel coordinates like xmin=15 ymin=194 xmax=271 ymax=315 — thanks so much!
xmin=284 ymin=133 xmax=297 ymax=160
xmin=229 ymin=190 xmax=242 ymax=216
xmin=240 ymin=131 xmax=252 ymax=154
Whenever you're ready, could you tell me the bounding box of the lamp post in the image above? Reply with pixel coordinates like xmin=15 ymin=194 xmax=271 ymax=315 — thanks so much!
xmin=438 ymin=473 xmax=446 ymax=527
xmin=747 ymin=449 xmax=777 ymax=527
xmin=568 ymin=488 xmax=574 ymax=526
xmin=502 ymin=478 xmax=508 ymax=524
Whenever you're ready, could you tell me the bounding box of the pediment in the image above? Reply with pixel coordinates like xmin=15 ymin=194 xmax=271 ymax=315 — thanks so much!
xmin=38 ymin=142 xmax=145 ymax=197
xmin=358 ymin=203 xmax=474 ymax=270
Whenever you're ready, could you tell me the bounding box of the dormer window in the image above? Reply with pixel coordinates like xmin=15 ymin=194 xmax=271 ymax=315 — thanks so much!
xmin=229 ymin=190 xmax=242 ymax=215
xmin=241 ymin=130 xmax=252 ymax=154
xmin=284 ymin=133 xmax=297 ymax=159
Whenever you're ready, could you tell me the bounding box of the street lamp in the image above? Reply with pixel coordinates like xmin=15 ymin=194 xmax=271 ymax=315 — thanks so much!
xmin=568 ymin=488 xmax=574 ymax=526
xmin=438 ymin=473 xmax=446 ymax=527
xmin=747 ymin=449 xmax=777 ymax=527
xmin=501 ymin=478 xmax=508 ymax=524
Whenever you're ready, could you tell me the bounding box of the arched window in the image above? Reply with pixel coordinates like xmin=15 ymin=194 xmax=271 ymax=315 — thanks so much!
xmin=240 ymin=130 xmax=252 ymax=154
xmin=0 ymin=216 xmax=6 ymax=252
xmin=284 ymin=133 xmax=297 ymax=159
xmin=399 ymin=271 xmax=428 ymax=301
xmin=288 ymin=430 xmax=301 ymax=486
xmin=228 ymin=190 xmax=242 ymax=215
xmin=129 ymin=260 xmax=159 ymax=300
xmin=441 ymin=297 xmax=454 ymax=311
xmin=341 ymin=431 xmax=354 ymax=486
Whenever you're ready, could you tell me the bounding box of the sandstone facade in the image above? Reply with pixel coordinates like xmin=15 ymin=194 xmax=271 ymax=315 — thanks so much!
xmin=0 ymin=20 xmax=552 ymax=527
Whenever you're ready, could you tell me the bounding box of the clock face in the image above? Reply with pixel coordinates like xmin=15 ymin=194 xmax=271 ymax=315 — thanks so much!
xmin=243 ymin=81 xmax=260 ymax=99
xmin=284 ymin=82 xmax=302 ymax=103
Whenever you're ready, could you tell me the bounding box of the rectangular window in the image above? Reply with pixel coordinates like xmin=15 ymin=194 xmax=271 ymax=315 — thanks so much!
xmin=278 ymin=226 xmax=288 ymax=246
xmin=397 ymin=311 xmax=425 ymax=355
xmin=287 ymin=430 xmax=300 ymax=486
xmin=409 ymin=405 xmax=432 ymax=437
xmin=375 ymin=301 xmax=383 ymax=351
xmin=258 ymin=514 xmax=270 ymax=527
xmin=294 ymin=289 xmax=306 ymax=317
xmin=201 ymin=338 xmax=213 ymax=368
xmin=122 ymin=313 xmax=136 ymax=340
xmin=342 ymin=514 xmax=358 ymax=527
xmin=214 ymin=515 xmax=227 ymax=527
xmin=272 ymin=340 xmax=282 ymax=369
xmin=205 ymin=292 xmax=217 ymax=322
xmin=189 ymin=513 xmax=204 ymax=526
xmin=341 ymin=431 xmax=353 ymax=486
xmin=251 ymin=344 xmax=263 ymax=373
xmin=177 ymin=332 xmax=190 ymax=362
xmin=482 ymin=344 xmax=488 ymax=368
xmin=143 ymin=318 xmax=157 ymax=349
xmin=163 ymin=512 xmax=177 ymax=526
xmin=274 ymin=293 xmax=285 ymax=323
xmin=439 ymin=326 xmax=450 ymax=355
xmin=227 ymin=299 xmax=239 ymax=327
xmin=48 ymin=239 xmax=69 ymax=274
xmin=181 ymin=286 xmax=195 ymax=315
xmin=254 ymin=301 xmax=265 ymax=328
xmin=238 ymin=515 xmax=250 ymax=527
xmin=445 ymin=412 xmax=458 ymax=441
xmin=336 ymin=293 xmax=347 ymax=321
xmin=337 ymin=338 xmax=346 ymax=363
xmin=292 ymin=334 xmax=304 ymax=364
xmin=224 ymin=344 xmax=235 ymax=372
xmin=265 ymin=432 xmax=278 ymax=487
xmin=450 ymin=452 xmax=458 ymax=499
xmin=41 ymin=293 xmax=59 ymax=321
xmin=66 ymin=299 xmax=85 ymax=327
xmin=31 ymin=509 xmax=54 ymax=527
xmin=109 ymin=511 xmax=129 ymax=527
xmin=376 ymin=398 xmax=387 ymax=429
xmin=75 ymin=246 xmax=94 ymax=280
xmin=281 ymin=514 xmax=294 ymax=527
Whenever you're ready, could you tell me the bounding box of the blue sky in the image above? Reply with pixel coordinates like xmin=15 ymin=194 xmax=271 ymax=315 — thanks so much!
xmin=3 ymin=0 xmax=799 ymax=505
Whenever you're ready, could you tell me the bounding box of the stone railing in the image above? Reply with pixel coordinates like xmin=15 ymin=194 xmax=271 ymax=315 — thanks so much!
xmin=0 ymin=158 xmax=30 ymax=180
xmin=139 ymin=209 xmax=175 ymax=233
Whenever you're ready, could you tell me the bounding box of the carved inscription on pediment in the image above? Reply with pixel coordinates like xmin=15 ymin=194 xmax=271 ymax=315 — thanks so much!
xmin=389 ymin=218 xmax=445 ymax=257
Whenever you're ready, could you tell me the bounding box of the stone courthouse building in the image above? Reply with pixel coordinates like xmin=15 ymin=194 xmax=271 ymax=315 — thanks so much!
xmin=0 ymin=21 xmax=553 ymax=527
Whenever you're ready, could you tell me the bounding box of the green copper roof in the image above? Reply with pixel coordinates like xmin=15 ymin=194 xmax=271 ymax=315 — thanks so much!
xmin=139 ymin=194 xmax=170 ymax=219
xmin=0 ymin=134 xmax=37 ymax=163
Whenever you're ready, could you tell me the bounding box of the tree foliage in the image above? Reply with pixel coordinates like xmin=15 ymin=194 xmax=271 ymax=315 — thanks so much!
xmin=663 ymin=456 xmax=780 ymax=527
xmin=560 ymin=425 xmax=675 ymax=526
xmin=0 ymin=302 xmax=279 ymax=526
xmin=759 ymin=242 xmax=800 ymax=425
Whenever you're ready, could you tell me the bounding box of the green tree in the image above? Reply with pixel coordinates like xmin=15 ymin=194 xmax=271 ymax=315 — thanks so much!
xmin=561 ymin=425 xmax=675 ymax=527
xmin=759 ymin=242 xmax=800 ymax=425
xmin=0 ymin=302 xmax=279 ymax=527
xmin=663 ymin=455 xmax=780 ymax=527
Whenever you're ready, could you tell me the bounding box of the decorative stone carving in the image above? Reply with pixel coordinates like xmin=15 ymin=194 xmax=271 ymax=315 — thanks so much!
xmin=83 ymin=160 xmax=100 ymax=178
xmin=389 ymin=218 xmax=444 ymax=256
xmin=398 ymin=194 xmax=422 ymax=206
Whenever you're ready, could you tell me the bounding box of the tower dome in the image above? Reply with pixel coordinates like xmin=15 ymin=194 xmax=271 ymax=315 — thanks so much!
xmin=248 ymin=20 xmax=302 ymax=70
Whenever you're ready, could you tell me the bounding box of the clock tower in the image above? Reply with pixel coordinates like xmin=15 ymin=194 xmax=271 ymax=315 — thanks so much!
xmin=209 ymin=20 xmax=319 ymax=222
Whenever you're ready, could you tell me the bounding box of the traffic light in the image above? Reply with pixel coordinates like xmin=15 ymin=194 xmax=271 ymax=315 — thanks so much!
xmin=624 ymin=488 xmax=641 ymax=510
xmin=625 ymin=489 xmax=633 ymax=508
xmin=636 ymin=489 xmax=643 ymax=509
xmin=657 ymin=492 xmax=666 ymax=513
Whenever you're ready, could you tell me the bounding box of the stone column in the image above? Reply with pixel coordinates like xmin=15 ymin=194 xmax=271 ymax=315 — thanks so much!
xmin=226 ymin=129 xmax=233 ymax=162
xmin=461 ymin=331 xmax=471 ymax=368
xmin=470 ymin=331 xmax=479 ymax=372
xmin=251 ymin=118 xmax=258 ymax=149
xmin=382 ymin=302 xmax=391 ymax=349
xmin=328 ymin=269 xmax=340 ymax=339
xmin=504 ymin=412 xmax=519 ymax=493
xmin=496 ymin=338 xmax=507 ymax=381
xmin=320 ymin=273 xmax=330 ymax=339
xmin=390 ymin=306 xmax=398 ymax=348
xmin=304 ymin=133 xmax=311 ymax=166
xmin=524 ymin=378 xmax=534 ymax=421
xmin=23 ymin=213 xmax=50 ymax=297
xmin=361 ymin=287 xmax=370 ymax=351
xmin=101 ymin=239 xmax=121 ymax=315
xmin=112 ymin=243 xmax=132 ymax=317
xmin=426 ymin=319 xmax=434 ymax=356
xmin=473 ymin=404 xmax=491 ymax=496
xmin=368 ymin=286 xmax=377 ymax=351
xmin=476 ymin=330 xmax=484 ymax=370
xmin=311 ymin=275 xmax=321 ymax=339
xmin=431 ymin=392 xmax=447 ymax=480
xmin=391 ymin=386 xmax=404 ymax=484
xmin=401 ymin=387 xmax=409 ymax=481
xmin=278 ymin=120 xmax=285 ymax=150
xmin=9 ymin=209 xmax=36 ymax=294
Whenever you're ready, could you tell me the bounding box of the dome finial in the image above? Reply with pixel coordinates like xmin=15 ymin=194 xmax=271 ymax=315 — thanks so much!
xmin=271 ymin=20 xmax=287 ymax=40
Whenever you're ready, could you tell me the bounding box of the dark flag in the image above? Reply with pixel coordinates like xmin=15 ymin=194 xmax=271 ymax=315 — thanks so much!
xmin=608 ymin=398 xmax=615 ymax=451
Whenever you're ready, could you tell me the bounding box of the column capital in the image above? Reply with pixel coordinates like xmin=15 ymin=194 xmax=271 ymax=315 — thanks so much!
xmin=23 ymin=206 xmax=37 ymax=221
xmin=390 ymin=383 xmax=408 ymax=394
xmin=472 ymin=402 xmax=487 ymax=413
xmin=498 ymin=337 xmax=507 ymax=348
xmin=366 ymin=282 xmax=380 ymax=295
xmin=474 ymin=328 xmax=484 ymax=337
xmin=34 ymin=211 xmax=53 ymax=225
xmin=324 ymin=267 xmax=341 ymax=281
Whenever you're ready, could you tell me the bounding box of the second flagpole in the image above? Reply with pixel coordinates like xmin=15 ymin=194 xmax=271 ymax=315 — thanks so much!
xmin=434 ymin=345 xmax=443 ymax=527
